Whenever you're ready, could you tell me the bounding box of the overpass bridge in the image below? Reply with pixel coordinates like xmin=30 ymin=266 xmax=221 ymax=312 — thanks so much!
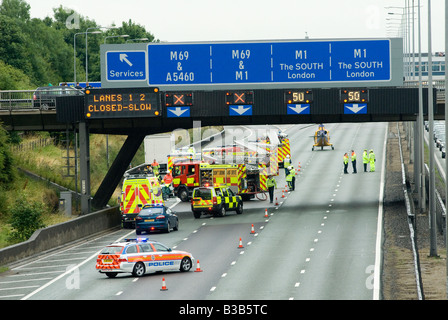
xmin=0 ymin=85 xmax=442 ymax=133
xmin=0 ymin=85 xmax=441 ymax=214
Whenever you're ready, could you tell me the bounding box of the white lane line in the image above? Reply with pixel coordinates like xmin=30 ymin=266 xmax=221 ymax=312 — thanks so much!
xmin=373 ymin=124 xmax=388 ymax=300
xmin=21 ymin=228 xmax=136 ymax=300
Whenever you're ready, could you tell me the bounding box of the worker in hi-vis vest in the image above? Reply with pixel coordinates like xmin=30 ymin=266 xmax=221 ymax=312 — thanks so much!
xmin=286 ymin=166 xmax=296 ymax=191
xmin=363 ymin=149 xmax=369 ymax=172
xmin=343 ymin=153 xmax=349 ymax=174
xmin=266 ymin=175 xmax=277 ymax=203
xmin=284 ymin=155 xmax=291 ymax=177
xmin=351 ymin=150 xmax=357 ymax=174
xmin=369 ymin=149 xmax=376 ymax=172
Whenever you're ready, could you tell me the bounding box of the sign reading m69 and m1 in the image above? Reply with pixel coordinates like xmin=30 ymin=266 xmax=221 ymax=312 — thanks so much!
xmin=100 ymin=38 xmax=403 ymax=89
xmin=84 ymin=87 xmax=161 ymax=119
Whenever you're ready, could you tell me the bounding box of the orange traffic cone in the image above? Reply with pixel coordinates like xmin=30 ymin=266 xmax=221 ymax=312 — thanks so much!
xmin=275 ymin=197 xmax=279 ymax=206
xmin=250 ymin=224 xmax=255 ymax=234
xmin=160 ymin=277 xmax=168 ymax=291
xmin=238 ymin=237 xmax=244 ymax=249
xmin=195 ymin=260 xmax=203 ymax=272
xmin=282 ymin=189 xmax=285 ymax=198
xmin=264 ymin=209 xmax=269 ymax=218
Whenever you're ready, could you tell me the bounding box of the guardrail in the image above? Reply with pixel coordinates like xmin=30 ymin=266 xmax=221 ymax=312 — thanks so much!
xmin=0 ymin=89 xmax=59 ymax=111
xmin=0 ymin=90 xmax=34 ymax=110
xmin=403 ymin=80 xmax=445 ymax=101
xmin=396 ymin=122 xmax=424 ymax=300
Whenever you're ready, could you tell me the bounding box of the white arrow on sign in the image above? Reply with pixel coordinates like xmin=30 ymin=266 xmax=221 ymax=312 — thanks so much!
xmin=168 ymin=107 xmax=188 ymax=117
xmin=119 ymin=53 xmax=133 ymax=67
xmin=231 ymin=105 xmax=251 ymax=115
xmin=345 ymin=104 xmax=366 ymax=114
xmin=288 ymin=104 xmax=309 ymax=114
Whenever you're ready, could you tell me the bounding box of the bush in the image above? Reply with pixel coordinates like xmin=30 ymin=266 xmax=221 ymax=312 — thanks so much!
xmin=8 ymin=197 xmax=46 ymax=242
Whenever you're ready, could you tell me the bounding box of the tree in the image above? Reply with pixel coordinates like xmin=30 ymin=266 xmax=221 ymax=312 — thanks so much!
xmin=0 ymin=59 xmax=34 ymax=90
xmin=0 ymin=0 xmax=30 ymax=21
xmin=0 ymin=122 xmax=15 ymax=186
xmin=8 ymin=197 xmax=46 ymax=242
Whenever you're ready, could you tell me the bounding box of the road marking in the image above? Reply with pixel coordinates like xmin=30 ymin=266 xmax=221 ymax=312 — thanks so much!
xmin=210 ymin=286 xmax=216 ymax=292
xmin=116 ymin=291 xmax=123 ymax=296
xmin=0 ymin=285 xmax=40 ymax=291
xmin=21 ymin=229 xmax=136 ymax=300
xmin=373 ymin=123 xmax=387 ymax=300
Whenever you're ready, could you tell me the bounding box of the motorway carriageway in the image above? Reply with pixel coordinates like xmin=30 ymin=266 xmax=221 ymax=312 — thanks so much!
xmin=0 ymin=123 xmax=386 ymax=300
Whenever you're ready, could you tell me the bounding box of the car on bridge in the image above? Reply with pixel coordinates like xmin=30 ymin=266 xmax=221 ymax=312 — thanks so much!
xmin=32 ymin=86 xmax=84 ymax=110
xmin=135 ymin=204 xmax=179 ymax=234
xmin=96 ymin=238 xmax=194 ymax=278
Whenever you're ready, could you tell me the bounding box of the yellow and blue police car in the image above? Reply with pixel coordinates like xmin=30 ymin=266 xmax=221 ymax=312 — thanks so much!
xmin=96 ymin=238 xmax=195 ymax=278
xmin=191 ymin=185 xmax=243 ymax=218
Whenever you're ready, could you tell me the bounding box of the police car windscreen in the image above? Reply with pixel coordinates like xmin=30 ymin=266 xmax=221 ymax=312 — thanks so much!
xmin=100 ymin=246 xmax=123 ymax=254
xmin=194 ymin=188 xmax=212 ymax=200
xmin=139 ymin=207 xmax=164 ymax=216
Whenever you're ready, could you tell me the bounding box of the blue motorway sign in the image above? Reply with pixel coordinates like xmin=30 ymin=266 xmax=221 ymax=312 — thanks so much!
xmin=344 ymin=103 xmax=367 ymax=114
xmin=106 ymin=50 xmax=147 ymax=81
xmin=287 ymin=104 xmax=310 ymax=115
xmin=167 ymin=106 xmax=191 ymax=118
xmin=229 ymin=105 xmax=252 ymax=116
xmin=147 ymin=39 xmax=392 ymax=87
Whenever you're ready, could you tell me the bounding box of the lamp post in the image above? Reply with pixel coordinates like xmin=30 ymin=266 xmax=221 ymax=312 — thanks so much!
xmin=125 ymin=37 xmax=149 ymax=43
xmin=85 ymin=27 xmax=103 ymax=84
xmin=73 ymin=30 xmax=100 ymax=84
xmin=427 ymin=0 xmax=437 ymax=257
xmin=444 ymin=0 xmax=448 ymax=298
xmin=85 ymin=26 xmax=119 ymax=83
xmin=104 ymin=34 xmax=129 ymax=44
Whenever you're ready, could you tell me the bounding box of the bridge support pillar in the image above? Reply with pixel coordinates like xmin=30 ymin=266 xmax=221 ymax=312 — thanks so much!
xmin=91 ymin=134 xmax=146 ymax=210
xmin=79 ymin=121 xmax=91 ymax=214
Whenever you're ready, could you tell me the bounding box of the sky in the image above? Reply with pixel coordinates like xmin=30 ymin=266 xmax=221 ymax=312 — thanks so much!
xmin=25 ymin=0 xmax=445 ymax=52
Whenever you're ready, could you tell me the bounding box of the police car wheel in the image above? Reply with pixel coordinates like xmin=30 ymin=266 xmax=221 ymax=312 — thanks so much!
xmin=218 ymin=206 xmax=226 ymax=217
xmin=180 ymin=257 xmax=192 ymax=272
xmin=173 ymin=219 xmax=179 ymax=231
xmin=236 ymin=203 xmax=243 ymax=214
xmin=166 ymin=222 xmax=171 ymax=233
xmin=106 ymin=272 xmax=118 ymax=278
xmin=193 ymin=211 xmax=201 ymax=219
xmin=132 ymin=262 xmax=146 ymax=277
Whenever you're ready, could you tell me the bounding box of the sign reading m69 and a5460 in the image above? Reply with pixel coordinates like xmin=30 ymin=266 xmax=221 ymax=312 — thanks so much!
xmin=100 ymin=38 xmax=403 ymax=90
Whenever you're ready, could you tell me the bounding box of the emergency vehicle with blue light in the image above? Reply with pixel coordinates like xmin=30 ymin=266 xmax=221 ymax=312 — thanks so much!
xmin=96 ymin=238 xmax=194 ymax=278
xmin=119 ymin=163 xmax=164 ymax=228
xmin=172 ymin=161 xmax=276 ymax=202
